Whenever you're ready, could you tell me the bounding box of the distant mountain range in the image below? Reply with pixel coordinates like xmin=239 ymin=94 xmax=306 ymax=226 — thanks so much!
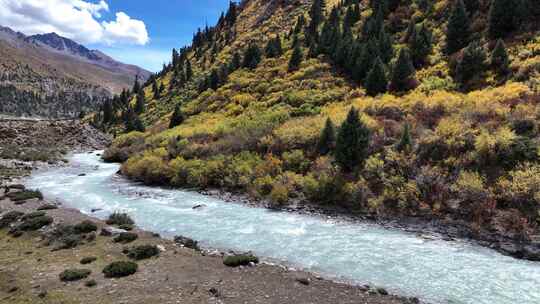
xmin=0 ymin=26 xmax=151 ymax=118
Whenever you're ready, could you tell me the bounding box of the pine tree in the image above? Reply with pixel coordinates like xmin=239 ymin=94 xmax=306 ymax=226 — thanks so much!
xmin=396 ymin=123 xmax=412 ymax=152
xmin=102 ymin=99 xmax=113 ymax=124
xmin=364 ymin=57 xmax=388 ymax=96
xmin=491 ymin=39 xmax=511 ymax=76
xmin=125 ymin=108 xmax=145 ymax=132
xmin=229 ymin=52 xmax=241 ymax=72
xmin=185 ymin=60 xmax=193 ymax=81
xmin=288 ymin=41 xmax=304 ymax=72
xmin=446 ymin=0 xmax=470 ymax=54
xmin=293 ymin=15 xmax=306 ymax=35
xmin=335 ymin=107 xmax=371 ymax=172
xmin=390 ymin=48 xmax=416 ymax=93
xmin=225 ymin=1 xmax=237 ymax=25
xmin=408 ymin=22 xmax=432 ymax=68
xmin=378 ymin=26 xmax=393 ymax=64
xmin=132 ymin=76 xmax=141 ymax=94
xmin=169 ymin=104 xmax=185 ymax=129
xmin=317 ymin=118 xmax=336 ymax=155
xmin=209 ymin=69 xmax=220 ymax=90
xmin=135 ymin=90 xmax=145 ymax=114
xmin=455 ymin=40 xmax=487 ymax=85
xmin=488 ymin=0 xmax=519 ymax=39
xmin=307 ymin=0 xmax=326 ymax=41
xmin=152 ymin=79 xmax=159 ymax=99
xmin=265 ymin=36 xmax=283 ymax=58
xmin=242 ymin=44 xmax=262 ymax=69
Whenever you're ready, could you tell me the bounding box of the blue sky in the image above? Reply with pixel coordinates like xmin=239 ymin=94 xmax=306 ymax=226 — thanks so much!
xmin=93 ymin=0 xmax=231 ymax=71
xmin=0 ymin=0 xmax=232 ymax=72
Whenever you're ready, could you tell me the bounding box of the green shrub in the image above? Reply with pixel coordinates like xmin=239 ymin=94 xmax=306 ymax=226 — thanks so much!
xmin=113 ymin=232 xmax=138 ymax=243
xmin=282 ymin=150 xmax=310 ymax=173
xmin=118 ymin=224 xmax=134 ymax=231
xmin=106 ymin=212 xmax=134 ymax=226
xmin=102 ymin=261 xmax=138 ymax=278
xmin=126 ymin=245 xmax=160 ymax=260
xmin=7 ymin=190 xmax=43 ymax=202
xmin=59 ymin=269 xmax=91 ymax=282
xmin=0 ymin=211 xmax=24 ymax=228
xmin=223 ymin=254 xmax=259 ymax=267
xmin=48 ymin=225 xmax=82 ymax=250
xmin=37 ymin=204 xmax=58 ymax=211
xmin=80 ymin=257 xmax=97 ymax=265
xmin=84 ymin=279 xmax=97 ymax=287
xmin=17 ymin=216 xmax=53 ymax=231
xmin=21 ymin=211 xmax=46 ymax=220
xmin=73 ymin=221 xmax=98 ymax=234
xmin=269 ymin=184 xmax=289 ymax=206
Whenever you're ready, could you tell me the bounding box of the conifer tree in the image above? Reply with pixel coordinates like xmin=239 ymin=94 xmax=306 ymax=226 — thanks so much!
xmin=396 ymin=122 xmax=412 ymax=152
xmin=265 ymin=36 xmax=283 ymax=58
xmin=378 ymin=27 xmax=393 ymax=64
xmin=288 ymin=41 xmax=304 ymax=72
xmin=491 ymin=39 xmax=511 ymax=76
xmin=229 ymin=52 xmax=241 ymax=72
xmin=242 ymin=44 xmax=262 ymax=69
xmin=364 ymin=57 xmax=388 ymax=96
xmin=185 ymin=60 xmax=193 ymax=81
xmin=446 ymin=0 xmax=470 ymax=54
xmin=335 ymin=107 xmax=371 ymax=172
xmin=152 ymin=79 xmax=159 ymax=99
xmin=390 ymin=48 xmax=416 ymax=93
xmin=132 ymin=76 xmax=141 ymax=94
xmin=455 ymin=40 xmax=487 ymax=85
xmin=209 ymin=69 xmax=220 ymax=90
xmin=317 ymin=118 xmax=336 ymax=155
xmin=488 ymin=0 xmax=519 ymax=39
xmin=135 ymin=90 xmax=145 ymax=114
xmin=225 ymin=1 xmax=237 ymax=25
xmin=293 ymin=15 xmax=306 ymax=35
xmin=307 ymin=0 xmax=326 ymax=41
xmin=169 ymin=104 xmax=185 ymax=129
xmin=408 ymin=22 xmax=432 ymax=68
xmin=125 ymin=108 xmax=145 ymax=132
xmin=102 ymin=99 xmax=113 ymax=124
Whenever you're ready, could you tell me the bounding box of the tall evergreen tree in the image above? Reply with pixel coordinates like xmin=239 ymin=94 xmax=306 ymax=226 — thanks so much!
xmin=408 ymin=22 xmax=432 ymax=68
xmin=396 ymin=122 xmax=412 ymax=152
xmin=102 ymin=99 xmax=113 ymax=124
xmin=335 ymin=107 xmax=371 ymax=172
xmin=135 ymin=90 xmax=145 ymax=114
xmin=225 ymin=1 xmax=237 ymax=25
xmin=390 ymin=48 xmax=416 ymax=93
xmin=317 ymin=118 xmax=336 ymax=155
xmin=169 ymin=104 xmax=185 ymax=129
xmin=288 ymin=41 xmax=304 ymax=72
xmin=378 ymin=26 xmax=394 ymax=64
xmin=488 ymin=0 xmax=519 ymax=39
xmin=491 ymin=39 xmax=511 ymax=76
xmin=209 ymin=69 xmax=220 ymax=90
xmin=185 ymin=60 xmax=193 ymax=81
xmin=364 ymin=57 xmax=388 ymax=96
xmin=446 ymin=0 xmax=471 ymax=54
xmin=125 ymin=108 xmax=145 ymax=132
xmin=229 ymin=51 xmax=242 ymax=72
xmin=242 ymin=44 xmax=262 ymax=69
xmin=455 ymin=40 xmax=487 ymax=85
xmin=132 ymin=76 xmax=141 ymax=94
xmin=293 ymin=15 xmax=306 ymax=35
xmin=152 ymin=79 xmax=159 ymax=99
xmin=307 ymin=0 xmax=326 ymax=41
xmin=265 ymin=36 xmax=283 ymax=58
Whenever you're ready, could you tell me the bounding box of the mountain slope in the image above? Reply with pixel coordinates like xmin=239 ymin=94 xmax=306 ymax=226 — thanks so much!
xmin=104 ymin=0 xmax=540 ymax=254
xmin=0 ymin=26 xmax=151 ymax=118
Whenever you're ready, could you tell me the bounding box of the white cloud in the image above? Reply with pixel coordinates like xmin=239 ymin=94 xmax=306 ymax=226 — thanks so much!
xmin=102 ymin=12 xmax=149 ymax=45
xmin=0 ymin=0 xmax=149 ymax=45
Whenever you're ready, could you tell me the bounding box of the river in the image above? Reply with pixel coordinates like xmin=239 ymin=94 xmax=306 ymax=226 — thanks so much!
xmin=25 ymin=151 xmax=540 ymax=304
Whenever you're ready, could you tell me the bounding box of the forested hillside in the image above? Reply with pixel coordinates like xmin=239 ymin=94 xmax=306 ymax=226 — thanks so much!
xmin=102 ymin=0 xmax=540 ymax=245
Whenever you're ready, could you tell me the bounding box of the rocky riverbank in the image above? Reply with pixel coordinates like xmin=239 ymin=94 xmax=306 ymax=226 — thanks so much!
xmin=0 ymin=121 xmax=417 ymax=304
xmin=0 ymin=183 xmax=417 ymax=304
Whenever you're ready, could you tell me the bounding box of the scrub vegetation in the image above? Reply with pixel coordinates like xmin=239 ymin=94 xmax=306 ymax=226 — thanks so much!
xmin=99 ymin=0 xmax=540 ymax=242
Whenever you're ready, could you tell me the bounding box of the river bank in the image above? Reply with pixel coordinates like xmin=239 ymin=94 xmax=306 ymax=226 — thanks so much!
xmin=0 ymin=182 xmax=415 ymax=304
xmin=0 ymin=121 xmax=416 ymax=304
